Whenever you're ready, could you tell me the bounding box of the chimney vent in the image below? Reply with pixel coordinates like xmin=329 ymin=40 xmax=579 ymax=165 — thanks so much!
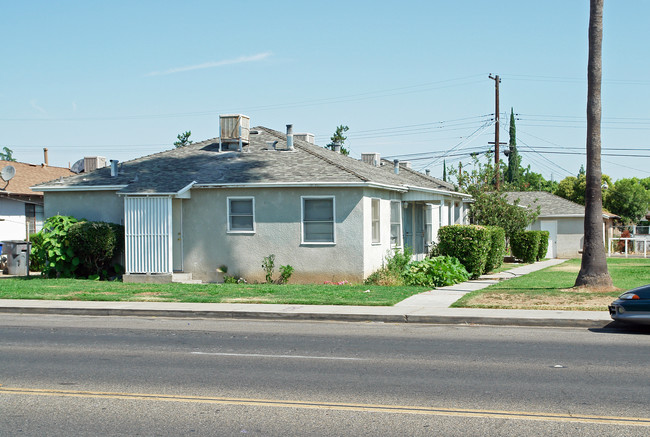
xmin=294 ymin=133 xmax=315 ymax=144
xmin=332 ymin=142 xmax=341 ymax=153
xmin=399 ymin=161 xmax=412 ymax=169
xmin=393 ymin=159 xmax=399 ymax=175
xmin=110 ymin=160 xmax=119 ymax=177
xmin=286 ymin=124 xmax=294 ymax=150
xmin=43 ymin=148 xmax=49 ymax=166
xmin=425 ymin=169 xmax=430 ymax=176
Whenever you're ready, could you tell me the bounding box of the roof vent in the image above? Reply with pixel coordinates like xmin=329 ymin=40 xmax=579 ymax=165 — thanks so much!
xmin=393 ymin=159 xmax=399 ymax=175
xmin=294 ymin=133 xmax=315 ymax=144
xmin=361 ymin=153 xmax=380 ymax=167
xmin=425 ymin=169 xmax=431 ymax=176
xmin=286 ymin=124 xmax=294 ymax=150
xmin=399 ymin=161 xmax=412 ymax=169
xmin=219 ymin=114 xmax=250 ymax=152
xmin=110 ymin=160 xmax=119 ymax=177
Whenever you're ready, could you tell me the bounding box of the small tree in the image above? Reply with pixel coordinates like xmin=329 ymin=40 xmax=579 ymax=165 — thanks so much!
xmin=469 ymin=191 xmax=539 ymax=244
xmin=604 ymin=178 xmax=650 ymax=223
xmin=505 ymin=108 xmax=521 ymax=185
xmin=174 ymin=131 xmax=193 ymax=148
xmin=327 ymin=125 xmax=350 ymax=155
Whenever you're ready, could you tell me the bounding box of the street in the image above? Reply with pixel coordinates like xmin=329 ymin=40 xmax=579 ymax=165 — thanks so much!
xmin=1 ymin=315 xmax=648 ymax=436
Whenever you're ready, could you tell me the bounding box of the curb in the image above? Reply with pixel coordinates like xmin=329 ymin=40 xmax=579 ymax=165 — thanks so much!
xmin=0 ymin=306 xmax=612 ymax=329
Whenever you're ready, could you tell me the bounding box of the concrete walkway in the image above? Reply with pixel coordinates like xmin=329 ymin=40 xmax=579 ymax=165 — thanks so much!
xmin=0 ymin=259 xmax=614 ymax=328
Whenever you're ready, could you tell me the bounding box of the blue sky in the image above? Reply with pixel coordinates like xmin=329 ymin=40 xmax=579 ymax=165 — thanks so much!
xmin=2 ymin=0 xmax=649 ymax=182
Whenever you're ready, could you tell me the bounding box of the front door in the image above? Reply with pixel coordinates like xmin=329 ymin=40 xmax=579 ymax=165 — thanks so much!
xmin=540 ymin=220 xmax=557 ymax=258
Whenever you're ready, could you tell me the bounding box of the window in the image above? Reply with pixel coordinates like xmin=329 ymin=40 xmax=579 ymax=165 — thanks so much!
xmin=25 ymin=203 xmax=44 ymax=235
xmin=425 ymin=203 xmax=434 ymax=246
xmin=390 ymin=201 xmax=402 ymax=247
xmin=302 ymin=197 xmax=335 ymax=243
xmin=371 ymin=198 xmax=380 ymax=244
xmin=228 ymin=197 xmax=255 ymax=232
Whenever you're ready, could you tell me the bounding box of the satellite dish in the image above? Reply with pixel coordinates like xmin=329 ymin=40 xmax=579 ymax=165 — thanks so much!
xmin=1 ymin=165 xmax=16 ymax=182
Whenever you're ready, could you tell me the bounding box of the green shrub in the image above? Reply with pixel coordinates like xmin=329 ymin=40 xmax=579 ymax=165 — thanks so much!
xmin=364 ymin=248 xmax=413 ymax=286
xmin=535 ymin=230 xmax=550 ymax=260
xmin=403 ymin=256 xmax=469 ymax=287
xmin=279 ymin=265 xmax=294 ymax=284
xmin=484 ymin=226 xmax=506 ymax=273
xmin=262 ymin=254 xmax=275 ymax=283
xmin=68 ymin=221 xmax=120 ymax=278
xmin=511 ymin=231 xmax=540 ymax=263
xmin=437 ymin=225 xmax=490 ymax=279
xmin=28 ymin=232 xmax=45 ymax=272
xmin=32 ymin=215 xmax=81 ymax=278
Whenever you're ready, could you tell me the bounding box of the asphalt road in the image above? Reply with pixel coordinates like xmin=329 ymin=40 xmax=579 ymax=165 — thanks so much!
xmin=1 ymin=315 xmax=649 ymax=436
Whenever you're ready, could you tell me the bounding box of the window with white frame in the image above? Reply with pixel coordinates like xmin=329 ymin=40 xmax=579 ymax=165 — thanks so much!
xmin=371 ymin=198 xmax=380 ymax=244
xmin=425 ymin=203 xmax=434 ymax=247
xmin=228 ymin=197 xmax=255 ymax=232
xmin=390 ymin=200 xmax=402 ymax=247
xmin=302 ymin=197 xmax=335 ymax=243
xmin=25 ymin=203 xmax=44 ymax=235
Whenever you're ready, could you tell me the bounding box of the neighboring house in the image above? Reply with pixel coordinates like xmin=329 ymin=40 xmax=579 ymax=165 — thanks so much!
xmin=36 ymin=115 xmax=470 ymax=283
xmin=0 ymin=160 xmax=73 ymax=241
xmin=503 ymin=191 xmax=618 ymax=258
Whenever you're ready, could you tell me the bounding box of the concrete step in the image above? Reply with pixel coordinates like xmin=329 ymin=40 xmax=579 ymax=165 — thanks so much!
xmin=172 ymin=273 xmax=203 ymax=284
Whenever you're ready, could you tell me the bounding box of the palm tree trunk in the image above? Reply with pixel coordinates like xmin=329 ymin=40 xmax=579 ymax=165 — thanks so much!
xmin=575 ymin=0 xmax=613 ymax=288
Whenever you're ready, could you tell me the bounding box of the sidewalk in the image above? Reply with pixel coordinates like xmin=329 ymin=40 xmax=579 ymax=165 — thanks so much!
xmin=0 ymin=259 xmax=613 ymax=328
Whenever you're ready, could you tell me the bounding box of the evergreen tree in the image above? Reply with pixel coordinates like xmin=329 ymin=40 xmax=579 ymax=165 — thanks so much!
xmin=505 ymin=108 xmax=521 ymax=184
xmin=327 ymin=125 xmax=350 ymax=156
xmin=174 ymin=131 xmax=193 ymax=148
xmin=0 ymin=146 xmax=16 ymax=161
xmin=443 ymin=160 xmax=447 ymax=182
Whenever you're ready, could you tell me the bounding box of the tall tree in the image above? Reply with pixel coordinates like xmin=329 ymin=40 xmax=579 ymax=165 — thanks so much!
xmin=505 ymin=108 xmax=521 ymax=185
xmin=575 ymin=0 xmax=613 ymax=288
xmin=443 ymin=160 xmax=447 ymax=182
xmin=327 ymin=125 xmax=350 ymax=155
xmin=174 ymin=131 xmax=193 ymax=148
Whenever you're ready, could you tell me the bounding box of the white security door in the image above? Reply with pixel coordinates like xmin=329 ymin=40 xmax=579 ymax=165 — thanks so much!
xmin=540 ymin=220 xmax=558 ymax=259
xmin=124 ymin=196 xmax=173 ymax=274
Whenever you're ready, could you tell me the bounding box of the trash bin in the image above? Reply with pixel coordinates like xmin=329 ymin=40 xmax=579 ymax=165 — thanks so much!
xmin=2 ymin=240 xmax=31 ymax=276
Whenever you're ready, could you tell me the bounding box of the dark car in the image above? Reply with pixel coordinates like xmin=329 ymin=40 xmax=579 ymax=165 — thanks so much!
xmin=609 ymin=285 xmax=650 ymax=324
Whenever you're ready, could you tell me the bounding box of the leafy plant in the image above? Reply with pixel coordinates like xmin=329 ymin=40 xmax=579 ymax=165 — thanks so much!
xmin=223 ymin=275 xmax=239 ymax=284
xmin=31 ymin=215 xmax=81 ymax=278
xmin=535 ymin=230 xmax=550 ymax=260
xmin=437 ymin=225 xmax=491 ymax=279
xmin=364 ymin=248 xmax=413 ymax=286
xmin=484 ymin=226 xmax=506 ymax=273
xmin=262 ymin=254 xmax=276 ymax=284
xmin=28 ymin=232 xmax=45 ymax=271
xmin=279 ymin=265 xmax=294 ymax=284
xmin=68 ymin=221 xmax=120 ymax=278
xmin=511 ymin=231 xmax=540 ymax=263
xmin=403 ymin=256 xmax=469 ymax=287
xmin=174 ymin=131 xmax=193 ymax=148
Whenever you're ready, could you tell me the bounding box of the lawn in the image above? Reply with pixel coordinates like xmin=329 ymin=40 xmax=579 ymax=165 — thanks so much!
xmin=452 ymin=258 xmax=650 ymax=311
xmin=0 ymin=277 xmax=428 ymax=306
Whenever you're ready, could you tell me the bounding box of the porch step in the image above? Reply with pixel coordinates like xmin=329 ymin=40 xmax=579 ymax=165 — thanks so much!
xmin=172 ymin=273 xmax=203 ymax=284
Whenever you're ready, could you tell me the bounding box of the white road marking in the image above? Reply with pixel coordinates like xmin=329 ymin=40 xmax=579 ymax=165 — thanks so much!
xmin=190 ymin=351 xmax=365 ymax=361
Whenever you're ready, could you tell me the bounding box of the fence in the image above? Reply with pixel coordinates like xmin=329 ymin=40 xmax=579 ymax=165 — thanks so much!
xmin=608 ymin=237 xmax=649 ymax=258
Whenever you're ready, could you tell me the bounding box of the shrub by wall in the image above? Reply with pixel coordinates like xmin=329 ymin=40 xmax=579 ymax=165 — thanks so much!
xmin=484 ymin=226 xmax=506 ymax=274
xmin=511 ymin=231 xmax=540 ymax=263
xmin=535 ymin=230 xmax=550 ymax=260
xmin=437 ymin=225 xmax=490 ymax=279
xmin=68 ymin=221 xmax=120 ymax=278
xmin=403 ymin=256 xmax=469 ymax=287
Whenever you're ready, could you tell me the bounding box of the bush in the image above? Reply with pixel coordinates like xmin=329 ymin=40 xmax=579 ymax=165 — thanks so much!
xmin=484 ymin=226 xmax=506 ymax=274
xmin=535 ymin=230 xmax=550 ymax=260
xmin=31 ymin=215 xmax=81 ymax=278
xmin=279 ymin=265 xmax=294 ymax=284
xmin=28 ymin=232 xmax=45 ymax=272
xmin=262 ymin=254 xmax=275 ymax=283
xmin=437 ymin=225 xmax=490 ymax=279
xmin=511 ymin=231 xmax=540 ymax=263
xmin=403 ymin=256 xmax=469 ymax=287
xmin=68 ymin=221 xmax=122 ymax=278
xmin=364 ymin=248 xmax=413 ymax=286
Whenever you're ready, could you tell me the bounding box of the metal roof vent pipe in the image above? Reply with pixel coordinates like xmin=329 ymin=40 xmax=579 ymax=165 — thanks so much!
xmin=393 ymin=159 xmax=399 ymax=175
xmin=43 ymin=148 xmax=49 ymax=166
xmin=286 ymin=124 xmax=294 ymax=150
xmin=110 ymin=159 xmax=119 ymax=177
xmin=425 ymin=169 xmax=430 ymax=176
xmin=332 ymin=142 xmax=341 ymax=154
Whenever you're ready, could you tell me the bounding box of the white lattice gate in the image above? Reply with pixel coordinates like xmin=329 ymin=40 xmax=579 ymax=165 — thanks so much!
xmin=124 ymin=196 xmax=172 ymax=274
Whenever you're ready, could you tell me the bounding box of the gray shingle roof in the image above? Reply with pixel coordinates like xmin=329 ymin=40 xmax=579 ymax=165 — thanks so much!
xmin=503 ymin=191 xmax=585 ymax=216
xmin=36 ymin=126 xmax=463 ymax=195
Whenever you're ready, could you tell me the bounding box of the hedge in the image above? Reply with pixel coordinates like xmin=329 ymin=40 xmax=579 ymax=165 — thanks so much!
xmin=534 ymin=230 xmax=550 ymax=260
xmin=484 ymin=226 xmax=506 ymax=273
xmin=511 ymin=231 xmax=540 ymax=263
xmin=437 ymin=225 xmax=490 ymax=279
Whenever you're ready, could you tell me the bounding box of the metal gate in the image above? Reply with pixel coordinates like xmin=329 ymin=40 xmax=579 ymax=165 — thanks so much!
xmin=124 ymin=196 xmax=172 ymax=274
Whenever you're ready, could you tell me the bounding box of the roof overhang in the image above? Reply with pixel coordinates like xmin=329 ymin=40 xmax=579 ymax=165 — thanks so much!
xmin=117 ymin=181 xmax=196 ymax=198
xmin=193 ymin=181 xmax=409 ymax=193
xmin=35 ymin=185 xmax=128 ymax=192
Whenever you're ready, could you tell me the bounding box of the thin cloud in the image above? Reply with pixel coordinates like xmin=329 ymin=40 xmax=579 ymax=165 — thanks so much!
xmin=145 ymin=52 xmax=272 ymax=77
xmin=30 ymin=99 xmax=47 ymax=115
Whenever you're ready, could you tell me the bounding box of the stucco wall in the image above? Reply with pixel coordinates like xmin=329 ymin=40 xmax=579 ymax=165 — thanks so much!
xmin=0 ymin=197 xmax=27 ymax=241
xmin=531 ymin=217 xmax=584 ymax=258
xmin=180 ymin=187 xmax=366 ymax=283
xmin=44 ymin=191 xmax=124 ymax=224
xmin=361 ymin=189 xmax=402 ymax=278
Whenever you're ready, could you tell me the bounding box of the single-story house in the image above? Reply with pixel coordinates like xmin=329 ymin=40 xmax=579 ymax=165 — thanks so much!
xmin=36 ymin=115 xmax=470 ymax=283
xmin=503 ymin=191 xmax=618 ymax=258
xmin=1 ymin=159 xmax=73 ymax=241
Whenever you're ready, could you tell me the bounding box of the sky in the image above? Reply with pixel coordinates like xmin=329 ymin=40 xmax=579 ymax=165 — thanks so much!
xmin=2 ymin=0 xmax=649 ymax=183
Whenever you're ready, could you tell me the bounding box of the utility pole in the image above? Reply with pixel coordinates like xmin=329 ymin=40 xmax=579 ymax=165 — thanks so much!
xmin=488 ymin=74 xmax=503 ymax=189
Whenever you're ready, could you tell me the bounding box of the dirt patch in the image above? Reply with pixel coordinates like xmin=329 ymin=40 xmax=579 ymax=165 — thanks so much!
xmin=548 ymin=263 xmax=581 ymax=273
xmin=467 ymin=292 xmax=613 ymax=310
xmin=561 ymin=285 xmax=621 ymax=293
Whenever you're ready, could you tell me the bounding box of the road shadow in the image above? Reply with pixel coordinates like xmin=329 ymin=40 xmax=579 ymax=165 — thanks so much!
xmin=589 ymin=321 xmax=650 ymax=335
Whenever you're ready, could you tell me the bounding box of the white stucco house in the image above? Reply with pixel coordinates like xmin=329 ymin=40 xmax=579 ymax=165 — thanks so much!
xmin=1 ymin=160 xmax=73 ymax=242
xmin=36 ymin=115 xmax=470 ymax=283
xmin=504 ymin=191 xmax=618 ymax=259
